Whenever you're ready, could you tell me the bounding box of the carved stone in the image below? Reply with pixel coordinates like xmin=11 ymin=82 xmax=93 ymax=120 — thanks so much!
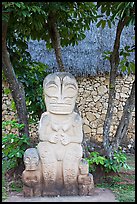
xmin=22 ymin=72 xmax=94 ymax=196
xmin=22 ymin=148 xmax=42 ymax=197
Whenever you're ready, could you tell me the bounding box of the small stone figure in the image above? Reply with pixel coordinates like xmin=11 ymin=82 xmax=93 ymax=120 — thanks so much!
xmin=22 ymin=148 xmax=42 ymax=197
xmin=22 ymin=72 xmax=94 ymax=196
xmin=78 ymin=159 xmax=94 ymax=195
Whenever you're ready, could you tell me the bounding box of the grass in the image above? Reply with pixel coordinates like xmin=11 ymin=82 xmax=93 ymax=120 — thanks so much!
xmin=96 ymin=154 xmax=135 ymax=202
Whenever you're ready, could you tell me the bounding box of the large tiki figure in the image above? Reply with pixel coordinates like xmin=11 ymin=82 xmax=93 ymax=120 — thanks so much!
xmin=22 ymin=72 xmax=94 ymax=197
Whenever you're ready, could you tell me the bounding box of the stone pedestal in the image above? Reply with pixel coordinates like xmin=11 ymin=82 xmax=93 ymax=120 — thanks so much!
xmin=22 ymin=72 xmax=94 ymax=196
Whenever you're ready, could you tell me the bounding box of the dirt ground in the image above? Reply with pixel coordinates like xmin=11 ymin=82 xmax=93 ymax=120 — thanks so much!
xmin=3 ymin=188 xmax=118 ymax=202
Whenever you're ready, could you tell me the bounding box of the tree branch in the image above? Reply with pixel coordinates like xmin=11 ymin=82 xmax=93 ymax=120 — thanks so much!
xmin=2 ymin=19 xmax=29 ymax=137
xmin=112 ymin=80 xmax=135 ymax=151
xmin=103 ymin=16 xmax=129 ymax=158
xmin=47 ymin=11 xmax=65 ymax=72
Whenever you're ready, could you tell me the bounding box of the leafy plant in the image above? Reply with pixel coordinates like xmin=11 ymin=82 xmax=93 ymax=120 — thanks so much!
xmin=2 ymin=120 xmax=30 ymax=170
xmin=96 ymin=2 xmax=135 ymax=29
xmin=16 ymin=62 xmax=50 ymax=122
xmin=96 ymin=2 xmax=135 ymax=159
xmin=96 ymin=154 xmax=135 ymax=202
xmin=119 ymin=44 xmax=135 ymax=74
xmin=86 ymin=151 xmax=106 ymax=172
xmin=85 ymin=148 xmax=130 ymax=173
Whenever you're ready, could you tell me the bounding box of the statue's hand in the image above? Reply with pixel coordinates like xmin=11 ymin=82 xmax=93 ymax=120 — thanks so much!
xmin=60 ymin=133 xmax=70 ymax=145
xmin=48 ymin=134 xmax=58 ymax=144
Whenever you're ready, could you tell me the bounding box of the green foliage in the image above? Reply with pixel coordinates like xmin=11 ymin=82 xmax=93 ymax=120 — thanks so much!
xmin=16 ymin=62 xmax=50 ymax=121
xmin=57 ymin=2 xmax=98 ymax=47
xmin=97 ymin=3 xmax=135 ymax=76
xmin=3 ymin=2 xmax=98 ymax=121
xmin=3 ymin=87 xmax=10 ymax=95
xmin=96 ymin=154 xmax=135 ymax=202
xmin=11 ymin=100 xmax=16 ymax=111
xmin=104 ymin=150 xmax=130 ymax=173
xmin=85 ymin=149 xmax=130 ymax=173
xmin=3 ymin=2 xmax=98 ymax=48
xmin=86 ymin=151 xmax=106 ymax=172
xmin=119 ymin=44 xmax=135 ymax=74
xmin=102 ymin=51 xmax=112 ymax=60
xmin=6 ymin=22 xmax=49 ymax=120
xmin=2 ymin=120 xmax=30 ymax=170
xmin=96 ymin=2 xmax=135 ymax=29
xmin=97 ymin=180 xmax=135 ymax=202
xmin=96 ymin=19 xmax=106 ymax=29
xmin=9 ymin=181 xmax=22 ymax=193
xmin=102 ymin=43 xmax=135 ymax=75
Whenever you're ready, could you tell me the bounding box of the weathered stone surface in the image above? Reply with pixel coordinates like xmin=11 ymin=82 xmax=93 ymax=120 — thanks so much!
xmin=79 ymin=159 xmax=89 ymax=175
xmin=91 ymin=91 xmax=98 ymax=96
xmin=78 ymin=174 xmax=94 ymax=196
xmin=2 ymin=73 xmax=135 ymax=149
xmin=93 ymin=95 xmax=100 ymax=102
xmin=96 ymin=136 xmax=103 ymax=142
xmin=83 ymin=117 xmax=89 ymax=125
xmin=22 ymin=72 xmax=93 ymax=197
xmin=83 ymin=124 xmax=91 ymax=134
xmin=96 ymin=101 xmax=102 ymax=108
xmin=120 ymin=93 xmax=128 ymax=98
xmin=115 ymin=93 xmax=120 ymax=99
xmin=22 ymin=148 xmax=42 ymax=197
xmin=78 ymin=174 xmax=93 ymax=185
xmin=23 ymin=185 xmax=33 ymax=197
xmin=86 ymin=112 xmax=96 ymax=121
xmin=98 ymin=85 xmax=108 ymax=95
xmin=97 ymin=127 xmax=103 ymax=134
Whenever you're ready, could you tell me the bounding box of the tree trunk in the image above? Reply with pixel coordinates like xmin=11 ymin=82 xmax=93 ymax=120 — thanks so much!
xmin=47 ymin=11 xmax=65 ymax=72
xmin=103 ymin=17 xmax=129 ymax=158
xmin=112 ymin=80 xmax=135 ymax=151
xmin=47 ymin=11 xmax=92 ymax=158
xmin=2 ymin=20 xmax=29 ymax=137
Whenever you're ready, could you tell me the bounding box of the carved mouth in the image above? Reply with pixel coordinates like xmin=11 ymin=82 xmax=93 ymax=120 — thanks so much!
xmin=49 ymin=104 xmax=73 ymax=113
xmin=50 ymin=103 xmax=71 ymax=108
xmin=50 ymin=104 xmax=71 ymax=107
xmin=25 ymin=165 xmax=38 ymax=170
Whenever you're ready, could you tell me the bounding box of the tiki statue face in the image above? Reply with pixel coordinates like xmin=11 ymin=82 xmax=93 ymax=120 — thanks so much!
xmin=43 ymin=72 xmax=78 ymax=114
xmin=24 ymin=148 xmax=39 ymax=170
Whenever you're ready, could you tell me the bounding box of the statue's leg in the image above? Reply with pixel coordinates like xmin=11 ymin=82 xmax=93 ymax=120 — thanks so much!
xmin=62 ymin=144 xmax=82 ymax=195
xmin=23 ymin=185 xmax=33 ymax=197
xmin=37 ymin=142 xmax=59 ymax=196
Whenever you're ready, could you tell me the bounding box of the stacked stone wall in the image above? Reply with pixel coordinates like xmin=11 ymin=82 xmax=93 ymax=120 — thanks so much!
xmin=2 ymin=74 xmax=135 ymax=147
xmin=76 ymin=74 xmax=135 ymax=147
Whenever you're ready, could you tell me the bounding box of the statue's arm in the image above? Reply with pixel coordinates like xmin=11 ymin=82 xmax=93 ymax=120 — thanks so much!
xmin=72 ymin=113 xmax=83 ymax=143
xmin=38 ymin=112 xmax=50 ymax=141
xmin=61 ymin=113 xmax=83 ymax=145
xmin=39 ymin=113 xmax=58 ymax=143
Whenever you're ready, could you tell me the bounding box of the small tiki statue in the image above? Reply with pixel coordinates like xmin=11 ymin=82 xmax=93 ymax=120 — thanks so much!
xmin=22 ymin=148 xmax=42 ymax=197
xmin=22 ymin=72 xmax=94 ymax=197
xmin=78 ymin=159 xmax=94 ymax=196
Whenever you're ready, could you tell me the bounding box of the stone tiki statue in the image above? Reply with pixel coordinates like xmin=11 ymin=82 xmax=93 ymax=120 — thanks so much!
xmin=22 ymin=72 xmax=94 ymax=196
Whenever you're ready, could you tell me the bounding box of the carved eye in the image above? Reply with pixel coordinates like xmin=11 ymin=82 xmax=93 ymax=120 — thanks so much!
xmin=64 ymin=97 xmax=72 ymax=104
xmin=50 ymin=97 xmax=58 ymax=103
xmin=25 ymin=157 xmax=30 ymax=163
xmin=63 ymin=86 xmax=77 ymax=97
xmin=46 ymin=85 xmax=58 ymax=96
